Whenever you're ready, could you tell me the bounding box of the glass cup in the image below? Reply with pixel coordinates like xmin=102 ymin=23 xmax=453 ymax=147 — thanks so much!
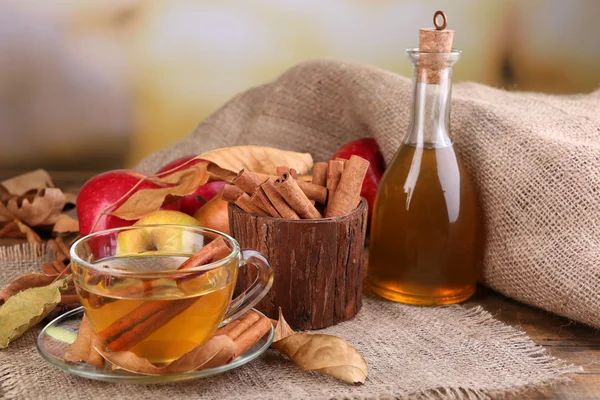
xmin=70 ymin=225 xmax=273 ymax=363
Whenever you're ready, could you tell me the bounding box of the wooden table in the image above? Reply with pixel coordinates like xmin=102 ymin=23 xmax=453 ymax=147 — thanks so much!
xmin=1 ymin=170 xmax=598 ymax=399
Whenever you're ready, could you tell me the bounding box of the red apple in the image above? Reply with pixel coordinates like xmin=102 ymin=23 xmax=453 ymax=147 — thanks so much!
xmin=330 ymin=138 xmax=385 ymax=223
xmin=77 ymin=169 xmax=180 ymax=237
xmin=156 ymin=156 xmax=226 ymax=216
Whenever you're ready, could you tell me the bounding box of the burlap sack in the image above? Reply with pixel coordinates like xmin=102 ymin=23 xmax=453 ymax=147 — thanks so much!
xmin=138 ymin=60 xmax=600 ymax=329
xmin=0 ymin=244 xmax=581 ymax=399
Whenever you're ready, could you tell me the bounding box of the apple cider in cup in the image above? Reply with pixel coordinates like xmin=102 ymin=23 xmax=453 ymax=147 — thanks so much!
xmin=76 ymin=254 xmax=237 ymax=363
xmin=72 ymin=223 xmax=239 ymax=364
xmin=71 ymin=221 xmax=274 ymax=365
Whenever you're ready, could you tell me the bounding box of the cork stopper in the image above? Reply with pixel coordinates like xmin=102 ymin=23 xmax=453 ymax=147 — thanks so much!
xmin=417 ymin=11 xmax=455 ymax=84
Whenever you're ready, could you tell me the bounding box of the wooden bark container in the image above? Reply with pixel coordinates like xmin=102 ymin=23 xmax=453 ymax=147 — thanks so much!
xmin=229 ymin=198 xmax=368 ymax=330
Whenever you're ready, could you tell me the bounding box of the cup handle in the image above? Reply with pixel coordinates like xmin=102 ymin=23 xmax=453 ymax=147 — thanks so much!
xmin=221 ymin=249 xmax=274 ymax=325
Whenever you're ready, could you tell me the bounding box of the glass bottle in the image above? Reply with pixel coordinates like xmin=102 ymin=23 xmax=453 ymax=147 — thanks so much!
xmin=367 ymin=48 xmax=481 ymax=306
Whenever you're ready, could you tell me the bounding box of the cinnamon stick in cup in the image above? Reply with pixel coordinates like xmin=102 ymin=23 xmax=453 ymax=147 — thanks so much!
xmin=312 ymin=162 xmax=328 ymax=187
xmin=232 ymin=170 xmax=261 ymax=194
xmin=274 ymin=173 xmax=322 ymax=219
xmin=296 ymin=181 xmax=328 ymax=205
xmin=251 ymin=192 xmax=281 ymax=218
xmin=326 ymin=160 xmax=345 ymax=206
xmin=260 ymin=179 xmax=300 ymax=220
xmin=236 ymin=193 xmax=269 ymax=216
xmin=222 ymin=184 xmax=268 ymax=216
xmin=276 ymin=166 xmax=298 ymax=179
xmin=221 ymin=184 xmax=244 ymax=203
xmin=325 ymin=155 xmax=370 ymax=218
xmin=232 ymin=170 xmax=275 ymax=215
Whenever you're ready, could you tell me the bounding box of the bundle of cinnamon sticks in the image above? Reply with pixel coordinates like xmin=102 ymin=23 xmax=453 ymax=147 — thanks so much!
xmin=222 ymin=155 xmax=370 ymax=219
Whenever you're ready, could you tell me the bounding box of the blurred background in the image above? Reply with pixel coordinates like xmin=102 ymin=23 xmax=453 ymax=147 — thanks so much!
xmin=0 ymin=0 xmax=598 ymax=174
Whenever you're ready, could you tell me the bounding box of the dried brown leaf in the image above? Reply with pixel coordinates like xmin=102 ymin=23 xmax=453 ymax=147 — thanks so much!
xmin=0 ymin=273 xmax=57 ymax=305
xmin=1 ymin=169 xmax=54 ymax=196
xmin=98 ymin=334 xmax=236 ymax=375
xmin=15 ymin=220 xmax=42 ymax=244
xmin=65 ymin=315 xmax=105 ymax=368
xmin=52 ymin=213 xmax=79 ymax=233
xmin=110 ymin=147 xmax=313 ymax=221
xmin=199 ymin=146 xmax=314 ymax=176
xmin=4 ymin=188 xmax=66 ymax=226
xmin=111 ymin=164 xmax=210 ymax=220
xmin=272 ymin=311 xmax=368 ymax=384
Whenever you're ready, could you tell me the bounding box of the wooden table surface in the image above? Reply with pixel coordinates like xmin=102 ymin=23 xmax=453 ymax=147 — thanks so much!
xmin=1 ymin=170 xmax=598 ymax=399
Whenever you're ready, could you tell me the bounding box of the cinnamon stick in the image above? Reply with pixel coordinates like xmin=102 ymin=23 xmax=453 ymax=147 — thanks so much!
xmin=55 ymin=237 xmax=71 ymax=260
xmin=177 ymin=237 xmax=231 ymax=270
xmin=326 ymin=160 xmax=344 ymax=209
xmin=235 ymin=193 xmax=269 ymax=216
xmin=251 ymin=192 xmax=281 ymax=218
xmin=232 ymin=170 xmax=277 ymax=215
xmin=60 ymin=294 xmax=80 ymax=305
xmin=42 ymin=262 xmax=59 ymax=275
xmin=312 ymin=162 xmax=328 ymax=187
xmin=325 ymin=155 xmax=370 ymax=217
xmin=260 ymin=179 xmax=300 ymax=220
xmin=0 ymin=221 xmax=18 ymax=237
xmin=53 ymin=259 xmax=67 ymax=273
xmin=275 ymin=166 xmax=290 ymax=177
xmin=233 ymin=317 xmax=272 ymax=358
xmin=296 ymin=181 xmax=328 ymax=205
xmin=274 ymin=173 xmax=322 ymax=219
xmin=176 ymin=237 xmax=232 ymax=294
xmin=232 ymin=169 xmax=261 ymax=194
xmin=215 ymin=311 xmax=261 ymax=339
xmin=47 ymin=239 xmax=68 ymax=263
xmin=98 ymin=298 xmax=197 ymax=351
xmin=96 ymin=242 xmax=231 ymax=351
xmin=221 ymin=184 xmax=244 ymax=203
xmin=276 ymin=166 xmax=299 ymax=179
xmin=335 ymin=157 xmax=348 ymax=167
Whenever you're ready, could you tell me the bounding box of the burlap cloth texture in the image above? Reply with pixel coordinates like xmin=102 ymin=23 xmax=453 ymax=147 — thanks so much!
xmin=0 ymin=244 xmax=581 ymax=399
xmin=138 ymin=59 xmax=600 ymax=330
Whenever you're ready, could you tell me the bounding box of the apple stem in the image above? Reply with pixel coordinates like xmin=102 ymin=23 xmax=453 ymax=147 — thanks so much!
xmin=196 ymin=195 xmax=208 ymax=203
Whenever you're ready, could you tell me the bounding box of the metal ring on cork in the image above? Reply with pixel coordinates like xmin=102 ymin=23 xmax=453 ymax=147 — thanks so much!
xmin=433 ymin=11 xmax=447 ymax=30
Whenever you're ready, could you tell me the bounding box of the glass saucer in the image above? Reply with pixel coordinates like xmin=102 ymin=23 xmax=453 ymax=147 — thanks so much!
xmin=37 ymin=307 xmax=274 ymax=384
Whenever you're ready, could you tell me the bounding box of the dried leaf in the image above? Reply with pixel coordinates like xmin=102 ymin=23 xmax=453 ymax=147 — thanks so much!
xmin=4 ymin=188 xmax=66 ymax=226
xmin=111 ymin=163 xmax=210 ymax=220
xmin=1 ymin=169 xmax=54 ymax=196
xmin=272 ymin=311 xmax=368 ymax=384
xmin=0 ymin=221 xmax=22 ymax=239
xmin=98 ymin=334 xmax=236 ymax=375
xmin=65 ymin=315 xmax=105 ymax=368
xmin=0 ymin=276 xmax=71 ymax=348
xmin=110 ymin=147 xmax=313 ymax=221
xmin=53 ymin=213 xmax=79 ymax=233
xmin=0 ymin=273 xmax=58 ymax=305
xmin=199 ymin=146 xmax=314 ymax=176
xmin=15 ymin=220 xmax=42 ymax=244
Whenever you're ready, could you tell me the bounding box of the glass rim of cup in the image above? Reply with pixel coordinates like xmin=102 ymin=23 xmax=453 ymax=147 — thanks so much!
xmin=69 ymin=224 xmax=240 ymax=277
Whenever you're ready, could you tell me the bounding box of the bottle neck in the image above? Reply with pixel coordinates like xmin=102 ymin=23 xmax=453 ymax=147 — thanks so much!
xmin=404 ymin=51 xmax=458 ymax=148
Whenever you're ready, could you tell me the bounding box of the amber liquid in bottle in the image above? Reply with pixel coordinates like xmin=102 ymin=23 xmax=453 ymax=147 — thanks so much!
xmin=367 ymin=49 xmax=481 ymax=305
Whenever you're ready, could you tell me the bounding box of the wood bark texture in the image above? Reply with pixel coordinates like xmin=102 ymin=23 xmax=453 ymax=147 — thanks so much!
xmin=229 ymin=198 xmax=368 ymax=330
